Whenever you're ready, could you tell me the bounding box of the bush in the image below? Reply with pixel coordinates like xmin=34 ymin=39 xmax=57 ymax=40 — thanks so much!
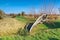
xmin=10 ymin=14 xmax=16 ymax=18
xmin=0 ymin=16 xmax=3 ymax=19
xmin=21 ymin=11 xmax=25 ymax=16
xmin=0 ymin=10 xmax=5 ymax=19
xmin=17 ymin=28 xmax=29 ymax=36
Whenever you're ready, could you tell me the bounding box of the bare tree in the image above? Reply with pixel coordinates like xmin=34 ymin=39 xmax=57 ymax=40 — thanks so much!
xmin=40 ymin=0 xmax=55 ymax=14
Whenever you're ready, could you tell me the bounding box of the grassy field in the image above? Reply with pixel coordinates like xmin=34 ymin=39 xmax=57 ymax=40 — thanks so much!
xmin=0 ymin=16 xmax=60 ymax=40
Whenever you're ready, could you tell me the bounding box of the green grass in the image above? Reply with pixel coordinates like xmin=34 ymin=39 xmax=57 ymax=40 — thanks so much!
xmin=0 ymin=16 xmax=60 ymax=40
xmin=16 ymin=16 xmax=36 ymax=23
xmin=37 ymin=24 xmax=48 ymax=29
xmin=0 ymin=29 xmax=60 ymax=40
xmin=16 ymin=16 xmax=28 ymax=23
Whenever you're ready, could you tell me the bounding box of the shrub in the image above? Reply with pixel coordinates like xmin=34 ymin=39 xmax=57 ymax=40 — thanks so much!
xmin=10 ymin=14 xmax=16 ymax=18
xmin=21 ymin=11 xmax=25 ymax=16
xmin=0 ymin=16 xmax=3 ymax=19
xmin=17 ymin=28 xmax=29 ymax=36
xmin=17 ymin=13 xmax=21 ymax=16
xmin=0 ymin=10 xmax=5 ymax=19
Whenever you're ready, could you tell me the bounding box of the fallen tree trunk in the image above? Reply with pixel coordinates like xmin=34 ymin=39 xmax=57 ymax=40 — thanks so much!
xmin=25 ymin=14 xmax=47 ymax=32
xmin=30 ymin=14 xmax=47 ymax=32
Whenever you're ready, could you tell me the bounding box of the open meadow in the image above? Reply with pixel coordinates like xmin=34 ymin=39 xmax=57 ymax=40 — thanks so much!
xmin=0 ymin=0 xmax=60 ymax=40
xmin=0 ymin=16 xmax=59 ymax=40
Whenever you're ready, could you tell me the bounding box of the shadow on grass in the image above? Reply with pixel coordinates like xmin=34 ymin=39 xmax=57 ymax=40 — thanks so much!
xmin=24 ymin=23 xmax=34 ymax=32
xmin=49 ymin=38 xmax=59 ymax=40
xmin=43 ymin=22 xmax=60 ymax=29
xmin=24 ymin=21 xmax=60 ymax=32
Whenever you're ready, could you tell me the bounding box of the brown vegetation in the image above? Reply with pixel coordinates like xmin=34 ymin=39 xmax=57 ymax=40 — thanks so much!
xmin=0 ymin=18 xmax=25 ymax=36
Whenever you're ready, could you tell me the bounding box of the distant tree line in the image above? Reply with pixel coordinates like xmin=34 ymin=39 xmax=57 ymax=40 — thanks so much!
xmin=0 ymin=9 xmax=60 ymax=19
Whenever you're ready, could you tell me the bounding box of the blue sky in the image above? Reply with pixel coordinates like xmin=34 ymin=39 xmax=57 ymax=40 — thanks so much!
xmin=0 ymin=0 xmax=60 ymax=14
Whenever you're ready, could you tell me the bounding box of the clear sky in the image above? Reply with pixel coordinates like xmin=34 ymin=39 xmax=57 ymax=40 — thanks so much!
xmin=0 ymin=0 xmax=60 ymax=14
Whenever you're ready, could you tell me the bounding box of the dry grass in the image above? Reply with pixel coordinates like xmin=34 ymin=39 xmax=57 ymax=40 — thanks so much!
xmin=58 ymin=16 xmax=60 ymax=20
xmin=0 ymin=18 xmax=25 ymax=36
